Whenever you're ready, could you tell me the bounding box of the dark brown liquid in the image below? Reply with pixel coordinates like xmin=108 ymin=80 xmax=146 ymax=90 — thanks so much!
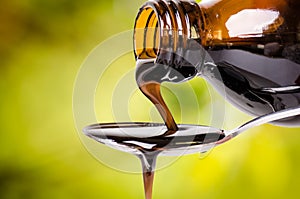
xmin=84 ymin=123 xmax=225 ymax=153
xmin=135 ymin=57 xmax=191 ymax=134
xmin=140 ymin=153 xmax=158 ymax=199
xmin=143 ymin=171 xmax=155 ymax=199
xmin=139 ymin=82 xmax=178 ymax=134
xmin=83 ymin=123 xmax=225 ymax=199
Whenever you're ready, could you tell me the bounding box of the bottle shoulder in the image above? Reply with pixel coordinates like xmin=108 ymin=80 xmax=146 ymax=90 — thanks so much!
xmin=198 ymin=0 xmax=300 ymax=47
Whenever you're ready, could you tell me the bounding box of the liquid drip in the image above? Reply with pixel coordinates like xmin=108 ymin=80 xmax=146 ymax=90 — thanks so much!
xmin=140 ymin=153 xmax=158 ymax=199
xmin=143 ymin=169 xmax=155 ymax=199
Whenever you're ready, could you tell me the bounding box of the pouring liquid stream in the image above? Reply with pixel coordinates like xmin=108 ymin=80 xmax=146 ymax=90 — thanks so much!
xmin=136 ymin=58 xmax=179 ymax=199
xmin=139 ymin=82 xmax=178 ymax=134
xmin=140 ymin=153 xmax=159 ymax=199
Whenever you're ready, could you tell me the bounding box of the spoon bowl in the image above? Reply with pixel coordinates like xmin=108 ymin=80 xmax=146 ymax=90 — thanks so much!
xmin=83 ymin=106 xmax=300 ymax=156
xmin=83 ymin=123 xmax=225 ymax=156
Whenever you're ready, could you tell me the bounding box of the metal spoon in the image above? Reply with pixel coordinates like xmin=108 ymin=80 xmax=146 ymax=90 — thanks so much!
xmin=83 ymin=106 xmax=300 ymax=156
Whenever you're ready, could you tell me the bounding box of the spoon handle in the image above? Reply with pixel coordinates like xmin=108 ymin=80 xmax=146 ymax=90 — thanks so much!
xmin=227 ymin=106 xmax=300 ymax=137
xmin=255 ymin=85 xmax=300 ymax=94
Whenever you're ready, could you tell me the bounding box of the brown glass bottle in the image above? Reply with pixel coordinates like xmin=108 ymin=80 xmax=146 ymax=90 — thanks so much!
xmin=134 ymin=0 xmax=300 ymax=126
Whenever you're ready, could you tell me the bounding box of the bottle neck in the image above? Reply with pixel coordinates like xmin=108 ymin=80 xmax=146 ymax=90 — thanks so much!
xmin=134 ymin=0 xmax=205 ymax=70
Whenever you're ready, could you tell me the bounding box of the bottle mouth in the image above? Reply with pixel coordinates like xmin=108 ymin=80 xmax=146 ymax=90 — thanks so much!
xmin=134 ymin=3 xmax=160 ymax=60
xmin=134 ymin=0 xmax=200 ymax=62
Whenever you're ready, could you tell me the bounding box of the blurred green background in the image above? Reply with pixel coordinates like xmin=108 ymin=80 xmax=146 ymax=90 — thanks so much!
xmin=1 ymin=0 xmax=300 ymax=199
